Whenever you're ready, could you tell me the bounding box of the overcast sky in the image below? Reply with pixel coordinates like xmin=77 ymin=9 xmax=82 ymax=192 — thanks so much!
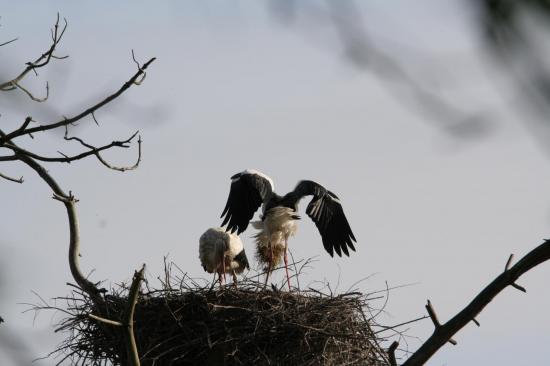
xmin=1 ymin=1 xmax=550 ymax=365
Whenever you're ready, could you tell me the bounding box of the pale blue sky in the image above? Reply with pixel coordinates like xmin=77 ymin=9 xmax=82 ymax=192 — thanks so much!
xmin=1 ymin=1 xmax=550 ymax=365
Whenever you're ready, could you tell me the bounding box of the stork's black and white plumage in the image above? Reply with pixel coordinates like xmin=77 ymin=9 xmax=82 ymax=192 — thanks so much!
xmin=221 ymin=169 xmax=356 ymax=288
xmin=199 ymin=227 xmax=250 ymax=285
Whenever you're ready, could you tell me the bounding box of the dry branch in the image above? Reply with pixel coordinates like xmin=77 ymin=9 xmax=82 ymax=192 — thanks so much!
xmin=124 ymin=265 xmax=146 ymax=366
xmin=403 ymin=239 xmax=550 ymax=366
xmin=0 ymin=13 xmax=67 ymax=101
xmin=0 ymin=171 xmax=23 ymax=183
xmin=0 ymin=155 xmax=18 ymax=161
xmin=3 ymin=132 xmax=139 ymax=165
xmin=15 ymin=152 xmax=101 ymax=299
xmin=388 ymin=341 xmax=399 ymax=366
xmin=1 ymin=14 xmax=156 ymax=364
xmin=0 ymin=57 xmax=155 ymax=145
xmin=63 ymin=127 xmax=142 ymax=171
xmin=88 ymin=313 xmax=123 ymax=327
xmin=0 ymin=37 xmax=18 ymax=47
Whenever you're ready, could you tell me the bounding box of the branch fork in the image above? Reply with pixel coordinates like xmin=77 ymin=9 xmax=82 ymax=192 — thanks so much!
xmin=425 ymin=300 xmax=457 ymax=345
xmin=504 ymin=254 xmax=526 ymax=293
xmin=403 ymin=241 xmax=550 ymax=365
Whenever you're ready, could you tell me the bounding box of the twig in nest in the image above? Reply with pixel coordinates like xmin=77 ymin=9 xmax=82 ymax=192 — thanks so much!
xmin=45 ymin=260 xmax=397 ymax=366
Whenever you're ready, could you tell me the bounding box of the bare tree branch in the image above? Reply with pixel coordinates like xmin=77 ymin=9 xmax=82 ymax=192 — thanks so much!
xmin=0 ymin=18 xmax=154 ymax=302
xmin=0 ymin=13 xmax=67 ymax=101
xmin=131 ymin=50 xmax=147 ymax=85
xmin=17 ymin=116 xmax=34 ymax=132
xmin=388 ymin=341 xmax=399 ymax=366
xmin=403 ymin=239 xmax=550 ymax=365
xmin=0 ymin=127 xmax=100 ymax=299
xmin=0 ymin=56 xmax=155 ymax=144
xmin=0 ymin=37 xmax=18 ymax=47
xmin=91 ymin=111 xmax=99 ymax=126
xmin=2 ymin=130 xmax=141 ymax=168
xmin=88 ymin=313 xmax=123 ymax=327
xmin=64 ymin=128 xmax=142 ymax=171
xmin=425 ymin=300 xmax=457 ymax=346
xmin=124 ymin=265 xmax=145 ymax=366
xmin=0 ymin=171 xmax=23 ymax=183
xmin=1 ymin=14 xmax=151 ymax=365
xmin=0 ymin=155 xmax=20 ymax=161
xmin=11 ymin=80 xmax=49 ymax=102
xmin=16 ymin=152 xmax=102 ymax=300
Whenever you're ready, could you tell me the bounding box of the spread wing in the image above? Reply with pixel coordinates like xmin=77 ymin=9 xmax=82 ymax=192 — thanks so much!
xmin=221 ymin=170 xmax=274 ymax=234
xmin=293 ymin=180 xmax=356 ymax=257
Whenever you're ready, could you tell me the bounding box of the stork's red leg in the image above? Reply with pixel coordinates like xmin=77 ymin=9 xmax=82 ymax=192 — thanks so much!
xmin=264 ymin=242 xmax=273 ymax=288
xmin=284 ymin=239 xmax=291 ymax=290
xmin=216 ymin=257 xmax=223 ymax=286
xmin=232 ymin=270 xmax=238 ymax=288
xmin=216 ymin=249 xmax=225 ymax=287
xmin=217 ymin=269 xmax=223 ymax=286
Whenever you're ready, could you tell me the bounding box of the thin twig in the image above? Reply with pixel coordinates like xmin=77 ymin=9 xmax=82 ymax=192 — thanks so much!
xmin=18 ymin=116 xmax=33 ymax=132
xmin=0 ymin=14 xmax=67 ymax=100
xmin=11 ymin=80 xmax=49 ymax=102
xmin=0 ymin=37 xmax=18 ymax=47
xmin=0 ymin=171 xmax=23 ymax=183
xmin=88 ymin=314 xmax=123 ymax=327
xmin=504 ymin=254 xmax=514 ymax=271
xmin=0 ymin=57 xmax=156 ymax=144
xmin=2 ymin=130 xmax=140 ymax=167
xmin=374 ymin=315 xmax=429 ymax=334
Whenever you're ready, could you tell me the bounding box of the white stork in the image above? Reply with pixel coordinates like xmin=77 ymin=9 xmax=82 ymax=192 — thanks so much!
xmin=220 ymin=169 xmax=356 ymax=289
xmin=199 ymin=227 xmax=250 ymax=285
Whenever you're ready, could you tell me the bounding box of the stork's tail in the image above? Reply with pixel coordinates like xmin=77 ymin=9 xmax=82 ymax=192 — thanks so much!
xmin=233 ymin=249 xmax=250 ymax=272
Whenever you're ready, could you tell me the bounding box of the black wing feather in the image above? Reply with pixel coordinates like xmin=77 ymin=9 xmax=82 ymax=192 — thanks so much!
xmin=221 ymin=171 xmax=273 ymax=234
xmin=295 ymin=180 xmax=356 ymax=257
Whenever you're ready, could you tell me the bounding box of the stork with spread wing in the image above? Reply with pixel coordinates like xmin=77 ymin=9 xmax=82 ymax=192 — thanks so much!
xmin=221 ymin=169 xmax=356 ymax=289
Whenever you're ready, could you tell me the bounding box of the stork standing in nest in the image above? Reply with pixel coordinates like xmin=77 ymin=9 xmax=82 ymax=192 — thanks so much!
xmin=220 ymin=169 xmax=356 ymax=289
xmin=199 ymin=227 xmax=250 ymax=285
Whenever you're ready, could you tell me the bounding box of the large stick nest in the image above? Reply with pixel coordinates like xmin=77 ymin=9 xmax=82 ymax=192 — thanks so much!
xmin=52 ymin=262 xmax=397 ymax=365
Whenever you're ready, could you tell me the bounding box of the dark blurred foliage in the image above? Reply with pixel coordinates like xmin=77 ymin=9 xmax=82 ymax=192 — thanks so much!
xmin=268 ymin=0 xmax=550 ymax=155
xmin=479 ymin=0 xmax=550 ymax=98
xmin=481 ymin=0 xmax=550 ymax=47
xmin=268 ymin=0 xmax=496 ymax=141
xmin=477 ymin=0 xmax=550 ymax=156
